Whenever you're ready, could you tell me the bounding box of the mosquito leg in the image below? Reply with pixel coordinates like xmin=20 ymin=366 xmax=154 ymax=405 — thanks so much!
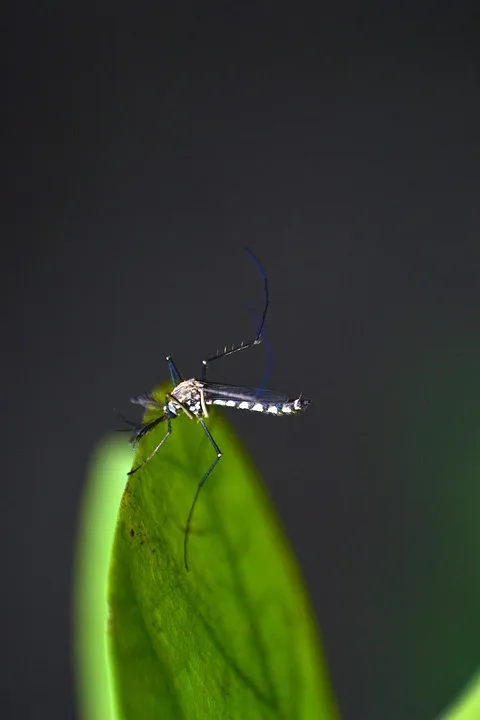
xmin=184 ymin=419 xmax=222 ymax=571
xmin=201 ymin=248 xmax=269 ymax=381
xmin=133 ymin=414 xmax=168 ymax=442
xmin=166 ymin=355 xmax=183 ymax=387
xmin=127 ymin=400 xmax=173 ymax=475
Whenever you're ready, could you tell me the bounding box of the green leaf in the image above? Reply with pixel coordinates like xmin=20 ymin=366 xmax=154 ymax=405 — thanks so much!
xmin=74 ymin=436 xmax=134 ymax=720
xmin=437 ymin=670 xmax=480 ymax=720
xmin=76 ymin=381 xmax=339 ymax=720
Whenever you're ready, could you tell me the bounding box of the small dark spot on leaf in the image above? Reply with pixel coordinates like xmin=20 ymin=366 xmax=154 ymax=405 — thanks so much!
xmin=130 ymin=528 xmax=135 ymax=537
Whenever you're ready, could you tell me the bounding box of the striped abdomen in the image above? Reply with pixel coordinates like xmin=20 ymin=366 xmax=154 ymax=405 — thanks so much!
xmin=206 ymin=396 xmax=310 ymax=415
xmin=203 ymin=382 xmax=311 ymax=416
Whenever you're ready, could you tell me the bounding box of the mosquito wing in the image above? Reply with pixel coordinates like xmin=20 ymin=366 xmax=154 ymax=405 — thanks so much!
xmin=202 ymin=382 xmax=290 ymax=405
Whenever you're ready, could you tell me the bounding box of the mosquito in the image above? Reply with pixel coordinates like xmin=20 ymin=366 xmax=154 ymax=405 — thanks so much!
xmin=119 ymin=249 xmax=311 ymax=570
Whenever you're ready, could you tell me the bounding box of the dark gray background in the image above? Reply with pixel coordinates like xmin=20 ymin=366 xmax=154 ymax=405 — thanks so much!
xmin=4 ymin=4 xmax=480 ymax=720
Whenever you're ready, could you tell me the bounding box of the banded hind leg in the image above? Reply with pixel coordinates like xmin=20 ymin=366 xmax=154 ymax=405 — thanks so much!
xmin=201 ymin=248 xmax=269 ymax=381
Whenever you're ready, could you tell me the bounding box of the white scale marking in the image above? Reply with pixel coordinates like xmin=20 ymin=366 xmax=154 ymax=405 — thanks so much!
xmin=204 ymin=398 xmax=300 ymax=414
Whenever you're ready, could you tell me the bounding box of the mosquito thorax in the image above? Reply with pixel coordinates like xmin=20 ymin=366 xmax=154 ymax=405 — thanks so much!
xmin=169 ymin=379 xmax=207 ymax=418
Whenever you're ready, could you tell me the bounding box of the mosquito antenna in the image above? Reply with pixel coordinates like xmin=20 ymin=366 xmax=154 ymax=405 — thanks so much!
xmin=114 ymin=409 xmax=140 ymax=428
